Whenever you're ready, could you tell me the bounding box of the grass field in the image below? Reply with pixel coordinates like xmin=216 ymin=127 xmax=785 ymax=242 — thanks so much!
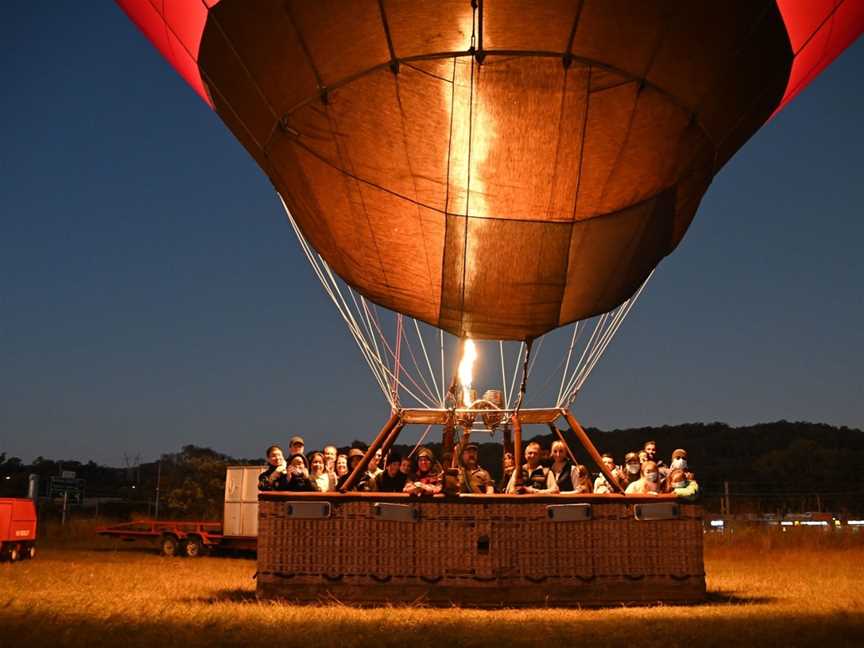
xmin=2 ymin=526 xmax=864 ymax=647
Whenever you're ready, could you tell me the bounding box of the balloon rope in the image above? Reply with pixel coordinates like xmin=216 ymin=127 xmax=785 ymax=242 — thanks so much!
xmin=559 ymin=269 xmax=654 ymax=407
xmin=556 ymin=323 xmax=581 ymax=405
xmin=499 ymin=341 xmax=509 ymax=407
xmin=392 ymin=313 xmax=402 ymax=407
xmin=281 ymin=196 xmax=393 ymax=406
xmin=513 ymin=339 xmax=534 ymax=414
xmin=413 ymin=319 xmax=442 ymax=407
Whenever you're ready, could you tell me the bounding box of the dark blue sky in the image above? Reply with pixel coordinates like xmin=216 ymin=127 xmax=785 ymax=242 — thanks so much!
xmin=1 ymin=3 xmax=862 ymax=465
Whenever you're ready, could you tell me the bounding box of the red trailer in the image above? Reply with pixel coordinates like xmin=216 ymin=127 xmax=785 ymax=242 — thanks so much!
xmin=96 ymin=519 xmax=255 ymax=557
xmin=96 ymin=465 xmax=261 ymax=557
xmin=0 ymin=498 xmax=37 ymax=562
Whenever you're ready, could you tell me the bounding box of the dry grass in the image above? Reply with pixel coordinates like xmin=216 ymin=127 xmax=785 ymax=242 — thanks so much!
xmin=2 ymin=527 xmax=864 ymax=648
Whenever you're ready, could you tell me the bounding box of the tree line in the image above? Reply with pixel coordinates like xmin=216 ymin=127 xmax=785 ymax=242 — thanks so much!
xmin=1 ymin=419 xmax=862 ymax=518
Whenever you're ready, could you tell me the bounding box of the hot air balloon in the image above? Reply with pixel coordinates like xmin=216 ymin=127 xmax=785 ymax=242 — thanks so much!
xmin=116 ymin=0 xmax=862 ymax=606
xmin=118 ymin=0 xmax=862 ymax=342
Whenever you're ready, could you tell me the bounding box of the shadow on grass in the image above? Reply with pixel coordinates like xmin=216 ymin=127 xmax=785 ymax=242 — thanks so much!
xmin=704 ymin=590 xmax=777 ymax=606
xmin=188 ymin=587 xmax=776 ymax=610
xmin=193 ymin=588 xmax=259 ymax=605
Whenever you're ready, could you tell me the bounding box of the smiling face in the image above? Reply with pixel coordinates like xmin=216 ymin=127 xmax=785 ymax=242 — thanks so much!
xmin=524 ymin=443 xmax=541 ymax=468
xmin=644 ymin=443 xmax=656 ymax=459
xmin=310 ymin=455 xmax=324 ymax=476
xmin=290 ymin=456 xmax=306 ymax=471
xmin=551 ymin=442 xmax=567 ymax=463
xmin=602 ymin=456 xmax=615 ymax=472
xmin=335 ymin=456 xmax=348 ymax=476
xmin=324 ymin=446 xmax=337 ymax=464
xmin=267 ymin=447 xmax=284 ymax=467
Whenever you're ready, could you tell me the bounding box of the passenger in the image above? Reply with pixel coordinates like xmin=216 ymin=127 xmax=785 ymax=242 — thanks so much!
xmin=593 ymin=453 xmax=619 ymax=494
xmin=665 ymin=468 xmax=700 ymax=501
xmin=335 ymin=453 xmax=349 ymax=479
xmin=284 ymin=453 xmax=316 ymax=491
xmin=572 ymin=464 xmax=593 ymax=494
xmin=288 ymin=435 xmax=305 ymax=458
xmin=259 ymin=444 xmax=290 ymax=491
xmin=403 ymin=447 xmax=443 ymax=495
xmin=549 ymin=440 xmax=578 ymax=493
xmin=368 ymin=448 xmax=384 ymax=480
xmin=308 ymin=451 xmax=335 ymax=492
xmin=374 ymin=452 xmax=408 ymax=492
xmin=497 ymin=451 xmax=515 ymax=493
xmin=337 ymin=448 xmax=369 ymax=491
xmin=643 ymin=440 xmax=665 ymax=471
xmin=323 ymin=445 xmax=338 ymax=472
xmin=458 ymin=443 xmax=494 ymax=494
xmin=619 ymin=452 xmax=642 ymax=489
xmin=670 ymin=448 xmax=691 ymax=479
xmin=625 ymin=460 xmax=661 ymax=495
xmin=506 ymin=442 xmax=559 ymax=494
xmin=399 ymin=455 xmax=414 ymax=477
xmin=638 ymin=450 xmax=648 ymax=464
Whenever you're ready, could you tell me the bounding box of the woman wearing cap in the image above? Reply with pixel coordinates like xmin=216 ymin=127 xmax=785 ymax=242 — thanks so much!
xmin=309 ymin=451 xmax=336 ymax=492
xmin=619 ymin=452 xmax=642 ymax=490
xmin=259 ymin=444 xmax=291 ymax=491
xmin=404 ymin=447 xmax=442 ymax=495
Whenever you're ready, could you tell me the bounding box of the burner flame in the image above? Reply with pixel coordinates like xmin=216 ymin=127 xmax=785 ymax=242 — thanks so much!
xmin=457 ymin=338 xmax=477 ymax=406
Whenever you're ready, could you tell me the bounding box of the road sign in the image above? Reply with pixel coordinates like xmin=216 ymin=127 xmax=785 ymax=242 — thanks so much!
xmin=49 ymin=476 xmax=84 ymax=504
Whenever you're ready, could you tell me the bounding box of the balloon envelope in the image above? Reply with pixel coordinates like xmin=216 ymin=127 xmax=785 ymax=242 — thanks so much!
xmin=118 ymin=0 xmax=863 ymax=340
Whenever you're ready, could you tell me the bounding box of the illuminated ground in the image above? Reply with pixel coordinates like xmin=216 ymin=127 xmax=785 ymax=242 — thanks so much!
xmin=1 ymin=529 xmax=863 ymax=647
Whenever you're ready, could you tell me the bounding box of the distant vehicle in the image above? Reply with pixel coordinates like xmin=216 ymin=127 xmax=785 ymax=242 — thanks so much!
xmin=97 ymin=466 xmax=261 ymax=557
xmin=0 ymin=498 xmax=37 ymax=561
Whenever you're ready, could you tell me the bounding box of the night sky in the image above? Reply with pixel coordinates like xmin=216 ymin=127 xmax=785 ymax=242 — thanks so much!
xmin=2 ymin=3 xmax=862 ymax=466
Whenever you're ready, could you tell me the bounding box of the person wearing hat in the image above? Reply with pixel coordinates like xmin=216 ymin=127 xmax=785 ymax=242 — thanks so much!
xmin=288 ymin=436 xmax=305 ymax=458
xmin=337 ymin=447 xmax=369 ymax=491
xmin=458 ymin=442 xmax=494 ymax=494
xmin=619 ymin=452 xmax=642 ymax=490
xmin=372 ymin=452 xmax=408 ymax=492
xmin=403 ymin=447 xmax=442 ymax=495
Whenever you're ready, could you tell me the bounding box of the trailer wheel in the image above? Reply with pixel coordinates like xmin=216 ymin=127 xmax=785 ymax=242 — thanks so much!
xmin=182 ymin=536 xmax=203 ymax=558
xmin=26 ymin=545 xmax=36 ymax=560
xmin=160 ymin=535 xmax=180 ymax=557
xmin=8 ymin=546 xmax=19 ymax=562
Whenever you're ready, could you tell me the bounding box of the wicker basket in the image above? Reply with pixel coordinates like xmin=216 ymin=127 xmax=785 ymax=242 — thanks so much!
xmin=257 ymin=492 xmax=705 ymax=606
